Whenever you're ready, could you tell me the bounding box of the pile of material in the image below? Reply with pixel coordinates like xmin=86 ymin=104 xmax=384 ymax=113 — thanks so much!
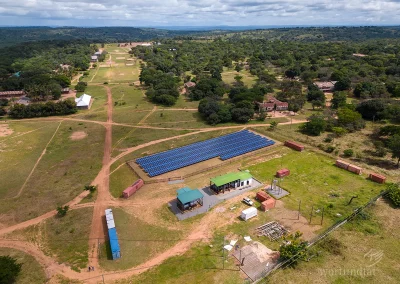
xmin=255 ymin=221 xmax=289 ymax=241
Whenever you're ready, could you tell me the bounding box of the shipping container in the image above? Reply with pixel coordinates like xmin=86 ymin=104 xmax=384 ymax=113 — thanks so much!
xmin=348 ymin=164 xmax=362 ymax=175
xmin=240 ymin=207 xmax=258 ymax=221
xmin=108 ymin=227 xmax=121 ymax=260
xmin=256 ymin=191 xmax=270 ymax=202
xmin=261 ymin=199 xmax=276 ymax=211
xmin=123 ymin=179 xmax=144 ymax=199
xmin=284 ymin=141 xmax=305 ymax=151
xmin=369 ymin=173 xmax=386 ymax=184
xmin=276 ymin=168 xmax=290 ymax=178
xmin=335 ymin=160 xmax=350 ymax=170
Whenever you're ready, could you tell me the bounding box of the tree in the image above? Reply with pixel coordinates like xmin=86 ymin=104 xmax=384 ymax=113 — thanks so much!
xmin=337 ymin=107 xmax=365 ymax=132
xmin=334 ymin=78 xmax=351 ymax=91
xmin=387 ymin=134 xmax=400 ymax=167
xmin=387 ymin=183 xmax=400 ymax=206
xmin=257 ymin=108 xmax=267 ymax=121
xmin=331 ymin=91 xmax=347 ymax=109
xmin=300 ymin=114 xmax=327 ymax=136
xmin=84 ymin=185 xmax=97 ymax=193
xmin=56 ymin=205 xmax=69 ymax=217
xmin=332 ymin=126 xmax=347 ymax=137
xmin=269 ymin=120 xmax=278 ymax=130
xmin=75 ymin=82 xmax=87 ymax=92
xmin=0 ymin=255 xmax=22 ymax=284
xmin=279 ymin=231 xmax=308 ymax=266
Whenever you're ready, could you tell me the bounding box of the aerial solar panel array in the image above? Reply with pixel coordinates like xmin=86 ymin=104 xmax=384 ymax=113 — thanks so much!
xmin=136 ymin=130 xmax=275 ymax=177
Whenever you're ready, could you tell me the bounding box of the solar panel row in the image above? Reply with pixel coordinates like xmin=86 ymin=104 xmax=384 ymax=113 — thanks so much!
xmin=136 ymin=130 xmax=275 ymax=177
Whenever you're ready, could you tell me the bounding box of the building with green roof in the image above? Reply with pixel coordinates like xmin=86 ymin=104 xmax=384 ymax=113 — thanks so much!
xmin=176 ymin=187 xmax=204 ymax=212
xmin=210 ymin=171 xmax=253 ymax=194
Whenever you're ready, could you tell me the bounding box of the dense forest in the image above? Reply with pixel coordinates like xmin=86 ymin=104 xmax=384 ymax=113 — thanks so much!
xmin=0 ymin=40 xmax=95 ymax=100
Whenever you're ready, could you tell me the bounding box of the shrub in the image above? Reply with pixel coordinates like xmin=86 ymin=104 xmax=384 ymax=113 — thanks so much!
xmin=56 ymin=205 xmax=69 ymax=217
xmin=387 ymin=183 xmax=400 ymax=207
xmin=324 ymin=137 xmax=333 ymax=143
xmin=0 ymin=256 xmax=22 ymax=283
xmin=343 ymin=149 xmax=354 ymax=157
xmin=325 ymin=145 xmax=336 ymax=153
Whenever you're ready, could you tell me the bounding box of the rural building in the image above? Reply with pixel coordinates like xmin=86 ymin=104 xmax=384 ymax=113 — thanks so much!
xmin=105 ymin=209 xmax=121 ymax=260
xmin=94 ymin=51 xmax=102 ymax=56
xmin=0 ymin=90 xmax=25 ymax=98
xmin=15 ymin=96 xmax=31 ymax=105
xmin=61 ymin=88 xmax=70 ymax=94
xmin=123 ymin=179 xmax=144 ymax=199
xmin=257 ymin=96 xmax=288 ymax=112
xmin=210 ymin=171 xmax=253 ymax=194
xmin=184 ymin=81 xmax=196 ymax=89
xmin=240 ymin=207 xmax=257 ymax=221
xmin=314 ymin=81 xmax=337 ymax=92
xmin=75 ymin=94 xmax=92 ymax=109
xmin=353 ymin=53 xmax=368 ymax=57
xmin=176 ymin=187 xmax=204 ymax=212
xmin=91 ymin=55 xmax=98 ymax=62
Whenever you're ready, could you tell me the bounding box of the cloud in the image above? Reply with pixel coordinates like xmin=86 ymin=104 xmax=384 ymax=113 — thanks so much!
xmin=0 ymin=0 xmax=399 ymax=26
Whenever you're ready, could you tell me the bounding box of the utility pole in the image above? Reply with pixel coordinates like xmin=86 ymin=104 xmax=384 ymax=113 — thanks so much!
xmin=309 ymin=204 xmax=314 ymax=224
xmin=222 ymin=236 xmax=225 ymax=270
xmin=321 ymin=207 xmax=325 ymax=225
xmin=102 ymin=274 xmax=105 ymax=284
xmin=297 ymin=200 xmax=301 ymax=220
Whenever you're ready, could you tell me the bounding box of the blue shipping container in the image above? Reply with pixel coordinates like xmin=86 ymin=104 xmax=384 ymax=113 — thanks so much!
xmin=108 ymin=227 xmax=121 ymax=260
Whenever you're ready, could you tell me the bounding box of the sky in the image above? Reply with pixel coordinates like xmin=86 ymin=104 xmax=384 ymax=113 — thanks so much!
xmin=0 ymin=0 xmax=400 ymax=27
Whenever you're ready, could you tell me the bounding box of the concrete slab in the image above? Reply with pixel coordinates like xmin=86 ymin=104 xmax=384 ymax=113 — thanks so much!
xmin=168 ymin=179 xmax=184 ymax=185
xmin=265 ymin=185 xmax=289 ymax=199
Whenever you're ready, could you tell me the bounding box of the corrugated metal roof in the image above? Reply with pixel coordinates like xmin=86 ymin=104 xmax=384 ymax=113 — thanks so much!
xmin=75 ymin=94 xmax=91 ymax=107
xmin=210 ymin=172 xmax=252 ymax=187
xmin=108 ymin=228 xmax=120 ymax=253
xmin=177 ymin=189 xmax=203 ymax=204
xmin=107 ymin=219 xmax=115 ymax=229
xmin=176 ymin=187 xmax=191 ymax=195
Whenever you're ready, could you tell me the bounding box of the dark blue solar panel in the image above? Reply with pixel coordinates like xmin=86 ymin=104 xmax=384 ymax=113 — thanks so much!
xmin=136 ymin=130 xmax=275 ymax=177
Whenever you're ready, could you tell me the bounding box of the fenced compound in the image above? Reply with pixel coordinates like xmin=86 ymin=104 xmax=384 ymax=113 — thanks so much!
xmin=255 ymin=222 xmax=289 ymax=241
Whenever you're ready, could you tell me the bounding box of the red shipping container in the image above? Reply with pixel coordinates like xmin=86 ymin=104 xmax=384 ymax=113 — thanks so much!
xmin=276 ymin=168 xmax=290 ymax=178
xmin=123 ymin=179 xmax=144 ymax=198
xmin=284 ymin=141 xmax=305 ymax=152
xmin=256 ymin=191 xmax=270 ymax=202
xmin=335 ymin=160 xmax=350 ymax=170
xmin=369 ymin=173 xmax=386 ymax=184
xmin=261 ymin=198 xmax=276 ymax=211
xmin=347 ymin=164 xmax=362 ymax=175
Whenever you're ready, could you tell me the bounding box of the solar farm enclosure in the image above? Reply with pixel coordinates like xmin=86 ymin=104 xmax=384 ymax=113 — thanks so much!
xmin=136 ymin=130 xmax=275 ymax=177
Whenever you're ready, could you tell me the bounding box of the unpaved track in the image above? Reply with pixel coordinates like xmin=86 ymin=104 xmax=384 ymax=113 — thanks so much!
xmin=88 ymin=85 xmax=113 ymax=268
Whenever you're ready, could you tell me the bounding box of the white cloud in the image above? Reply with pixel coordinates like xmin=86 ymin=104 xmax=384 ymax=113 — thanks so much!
xmin=0 ymin=0 xmax=399 ymax=26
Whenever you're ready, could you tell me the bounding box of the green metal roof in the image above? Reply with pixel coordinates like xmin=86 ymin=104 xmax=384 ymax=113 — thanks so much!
xmin=176 ymin=187 xmax=191 ymax=195
xmin=177 ymin=189 xmax=203 ymax=204
xmin=210 ymin=172 xmax=252 ymax=187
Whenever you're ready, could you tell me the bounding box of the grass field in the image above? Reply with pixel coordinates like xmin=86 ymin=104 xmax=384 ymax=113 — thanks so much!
xmin=246 ymin=149 xmax=385 ymax=228
xmin=0 ymin=247 xmax=47 ymax=284
xmin=74 ymin=85 xmax=108 ymax=122
xmin=91 ymin=65 xmax=140 ymax=84
xmin=142 ymin=110 xmax=208 ymax=128
xmin=221 ymin=67 xmax=257 ymax=87
xmin=0 ymin=121 xmax=59 ymax=199
xmin=9 ymin=208 xmax=93 ymax=272
xmin=99 ymin=207 xmax=182 ymax=271
xmin=109 ymin=164 xmax=139 ymax=198
xmin=0 ymin=121 xmax=104 ymax=225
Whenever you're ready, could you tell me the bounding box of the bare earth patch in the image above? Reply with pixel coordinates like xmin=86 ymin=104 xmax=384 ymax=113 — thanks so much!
xmin=70 ymin=131 xmax=88 ymax=141
xmin=0 ymin=124 xmax=13 ymax=137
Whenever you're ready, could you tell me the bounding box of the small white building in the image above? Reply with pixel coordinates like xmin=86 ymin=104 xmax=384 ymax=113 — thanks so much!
xmin=75 ymin=94 xmax=92 ymax=109
xmin=241 ymin=207 xmax=258 ymax=221
xmin=91 ymin=55 xmax=98 ymax=62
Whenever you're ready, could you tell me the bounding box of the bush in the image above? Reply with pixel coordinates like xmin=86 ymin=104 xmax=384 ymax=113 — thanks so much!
xmin=387 ymin=183 xmax=400 ymax=207
xmin=0 ymin=255 xmax=22 ymax=283
xmin=8 ymin=100 xmax=77 ymax=119
xmin=56 ymin=205 xmax=69 ymax=217
xmin=324 ymin=137 xmax=333 ymax=143
xmin=343 ymin=149 xmax=354 ymax=157
xmin=104 ymin=82 xmax=108 ymax=84
xmin=325 ymin=145 xmax=336 ymax=153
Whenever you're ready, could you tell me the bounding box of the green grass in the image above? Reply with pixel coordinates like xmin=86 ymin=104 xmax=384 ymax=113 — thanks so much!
xmin=0 ymin=248 xmax=47 ymax=284
xmin=142 ymin=110 xmax=208 ymax=128
xmin=111 ymin=85 xmax=153 ymax=110
xmin=74 ymin=85 xmax=108 ymax=121
xmin=90 ymin=65 xmax=140 ymax=83
xmin=0 ymin=121 xmax=104 ymax=225
xmin=168 ymin=95 xmax=200 ymax=109
xmin=112 ymin=126 xmax=192 ymax=157
xmin=109 ymin=164 xmax=139 ymax=198
xmin=245 ymin=149 xmax=385 ymax=229
xmin=0 ymin=121 xmax=60 ymax=199
xmin=99 ymin=207 xmax=182 ymax=271
xmin=221 ymin=67 xmax=257 ymax=87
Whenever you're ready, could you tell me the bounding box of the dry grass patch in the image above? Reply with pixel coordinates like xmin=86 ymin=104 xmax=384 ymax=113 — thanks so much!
xmin=70 ymin=131 xmax=87 ymax=141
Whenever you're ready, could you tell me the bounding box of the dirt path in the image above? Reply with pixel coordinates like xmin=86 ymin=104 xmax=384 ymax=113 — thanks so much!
xmin=137 ymin=105 xmax=157 ymax=124
xmin=88 ymin=85 xmax=113 ymax=268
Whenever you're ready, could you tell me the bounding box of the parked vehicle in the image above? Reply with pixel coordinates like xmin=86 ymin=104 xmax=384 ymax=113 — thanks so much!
xmin=242 ymin=197 xmax=254 ymax=206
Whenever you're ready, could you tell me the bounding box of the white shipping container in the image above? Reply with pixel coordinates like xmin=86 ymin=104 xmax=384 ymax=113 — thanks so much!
xmin=240 ymin=207 xmax=258 ymax=221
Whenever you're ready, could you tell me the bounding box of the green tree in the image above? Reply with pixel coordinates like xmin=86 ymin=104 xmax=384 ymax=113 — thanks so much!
xmin=331 ymin=91 xmax=347 ymax=109
xmin=337 ymin=107 xmax=365 ymax=132
xmin=56 ymin=205 xmax=69 ymax=217
xmin=0 ymin=255 xmax=22 ymax=284
xmin=334 ymin=78 xmax=351 ymax=91
xmin=301 ymin=114 xmax=327 ymax=136
xmin=84 ymin=185 xmax=97 ymax=193
xmin=279 ymin=231 xmax=308 ymax=266
xmin=387 ymin=183 xmax=400 ymax=206
xmin=269 ymin=120 xmax=278 ymax=130
xmin=387 ymin=134 xmax=400 ymax=167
